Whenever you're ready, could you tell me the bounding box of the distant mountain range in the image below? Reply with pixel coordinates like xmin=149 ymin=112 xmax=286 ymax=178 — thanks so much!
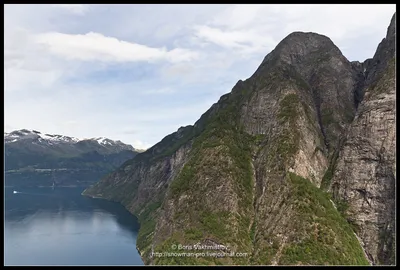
xmin=4 ymin=129 xmax=144 ymax=187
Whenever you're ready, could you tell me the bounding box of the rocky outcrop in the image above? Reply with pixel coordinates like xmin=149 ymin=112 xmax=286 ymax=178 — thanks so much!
xmin=83 ymin=13 xmax=395 ymax=266
xmin=241 ymin=31 xmax=361 ymax=186
xmin=330 ymin=13 xmax=396 ymax=265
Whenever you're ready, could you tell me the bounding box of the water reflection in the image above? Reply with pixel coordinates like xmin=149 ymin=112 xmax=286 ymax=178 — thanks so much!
xmin=4 ymin=187 xmax=143 ymax=266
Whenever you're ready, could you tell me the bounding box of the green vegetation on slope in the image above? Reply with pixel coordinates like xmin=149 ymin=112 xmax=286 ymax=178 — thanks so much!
xmin=320 ymin=148 xmax=340 ymax=190
xmin=156 ymin=81 xmax=369 ymax=266
xmin=84 ymin=64 xmax=371 ymax=266
xmin=136 ymin=200 xmax=162 ymax=256
xmin=278 ymin=173 xmax=369 ymax=265
xmin=274 ymin=93 xmax=301 ymax=170
xmin=278 ymin=93 xmax=300 ymax=123
xmin=153 ymin=81 xmax=255 ymax=265
xmin=368 ymin=57 xmax=395 ymax=98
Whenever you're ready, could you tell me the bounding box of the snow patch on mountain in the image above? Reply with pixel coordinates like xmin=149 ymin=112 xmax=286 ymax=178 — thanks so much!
xmin=41 ymin=133 xmax=80 ymax=143
xmin=4 ymin=129 xmax=135 ymax=150
xmin=92 ymin=137 xmax=114 ymax=146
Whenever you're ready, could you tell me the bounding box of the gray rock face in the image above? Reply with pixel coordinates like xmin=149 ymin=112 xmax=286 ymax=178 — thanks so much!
xmin=239 ymin=31 xmax=361 ymax=186
xmin=84 ymin=133 xmax=193 ymax=207
xmin=330 ymin=13 xmax=396 ymax=265
xmin=83 ymin=13 xmax=396 ymax=266
xmin=365 ymin=13 xmax=396 ymax=88
xmin=249 ymin=32 xmax=359 ymax=152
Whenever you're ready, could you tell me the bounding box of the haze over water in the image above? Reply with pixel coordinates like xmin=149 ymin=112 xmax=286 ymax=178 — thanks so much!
xmin=4 ymin=186 xmax=143 ymax=266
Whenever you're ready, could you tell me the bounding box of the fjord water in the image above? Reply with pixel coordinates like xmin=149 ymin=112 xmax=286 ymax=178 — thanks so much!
xmin=4 ymin=187 xmax=144 ymax=266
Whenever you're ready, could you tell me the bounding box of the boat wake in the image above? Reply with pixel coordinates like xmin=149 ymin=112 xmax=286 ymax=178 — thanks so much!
xmin=11 ymin=190 xmax=62 ymax=198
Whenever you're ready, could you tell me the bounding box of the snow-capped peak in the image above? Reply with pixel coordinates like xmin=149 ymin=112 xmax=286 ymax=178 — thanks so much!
xmin=4 ymin=129 xmax=133 ymax=150
xmin=4 ymin=129 xmax=82 ymax=144
xmin=41 ymin=133 xmax=80 ymax=143
xmin=91 ymin=137 xmax=117 ymax=146
xmin=4 ymin=129 xmax=41 ymax=142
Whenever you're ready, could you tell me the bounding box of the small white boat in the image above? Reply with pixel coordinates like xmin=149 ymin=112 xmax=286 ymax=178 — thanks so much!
xmin=13 ymin=191 xmax=18 ymax=194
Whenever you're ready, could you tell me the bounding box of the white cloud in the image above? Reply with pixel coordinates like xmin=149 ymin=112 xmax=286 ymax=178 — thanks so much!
xmin=160 ymin=53 xmax=241 ymax=87
xmin=132 ymin=139 xmax=152 ymax=150
xmin=210 ymin=4 xmax=268 ymax=30
xmin=4 ymin=4 xmax=396 ymax=150
xmin=194 ymin=4 xmax=396 ymax=60
xmin=193 ymin=25 xmax=276 ymax=54
xmin=34 ymin=32 xmax=198 ymax=63
xmin=52 ymin=4 xmax=90 ymax=15
xmin=4 ymin=26 xmax=74 ymax=93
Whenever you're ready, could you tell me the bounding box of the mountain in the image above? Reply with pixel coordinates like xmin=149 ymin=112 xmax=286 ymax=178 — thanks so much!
xmin=4 ymin=129 xmax=144 ymax=187
xmin=83 ymin=13 xmax=396 ymax=266
xmin=329 ymin=13 xmax=396 ymax=265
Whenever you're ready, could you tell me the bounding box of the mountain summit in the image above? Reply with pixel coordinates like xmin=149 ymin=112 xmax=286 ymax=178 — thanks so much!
xmin=83 ymin=13 xmax=396 ymax=266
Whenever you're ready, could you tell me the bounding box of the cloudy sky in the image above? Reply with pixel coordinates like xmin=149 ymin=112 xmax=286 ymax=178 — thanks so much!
xmin=4 ymin=4 xmax=395 ymax=149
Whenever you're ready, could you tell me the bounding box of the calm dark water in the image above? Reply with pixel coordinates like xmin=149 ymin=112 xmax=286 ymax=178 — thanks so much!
xmin=4 ymin=187 xmax=144 ymax=266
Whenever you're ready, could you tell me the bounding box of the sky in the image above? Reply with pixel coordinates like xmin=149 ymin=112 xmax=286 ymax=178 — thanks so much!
xmin=4 ymin=4 xmax=396 ymax=150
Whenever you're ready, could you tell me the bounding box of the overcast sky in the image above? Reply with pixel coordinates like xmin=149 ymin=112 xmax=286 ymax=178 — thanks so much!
xmin=4 ymin=4 xmax=395 ymax=149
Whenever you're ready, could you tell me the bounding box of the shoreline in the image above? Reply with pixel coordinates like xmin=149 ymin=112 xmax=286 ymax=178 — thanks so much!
xmin=82 ymin=192 xmax=146 ymax=264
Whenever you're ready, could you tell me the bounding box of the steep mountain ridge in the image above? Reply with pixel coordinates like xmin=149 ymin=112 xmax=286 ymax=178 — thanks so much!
xmin=328 ymin=12 xmax=396 ymax=265
xmin=5 ymin=129 xmax=143 ymax=187
xmin=83 ymin=13 xmax=395 ymax=266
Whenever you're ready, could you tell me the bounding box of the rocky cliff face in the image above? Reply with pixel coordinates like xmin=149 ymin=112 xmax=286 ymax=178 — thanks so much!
xmin=329 ymin=13 xmax=396 ymax=265
xmin=83 ymin=13 xmax=395 ymax=266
